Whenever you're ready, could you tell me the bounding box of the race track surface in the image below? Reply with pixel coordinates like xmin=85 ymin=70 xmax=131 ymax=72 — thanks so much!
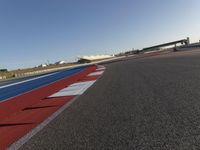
xmin=21 ymin=50 xmax=200 ymax=150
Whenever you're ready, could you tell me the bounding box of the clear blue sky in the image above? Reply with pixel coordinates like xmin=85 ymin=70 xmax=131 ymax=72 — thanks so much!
xmin=0 ymin=0 xmax=200 ymax=70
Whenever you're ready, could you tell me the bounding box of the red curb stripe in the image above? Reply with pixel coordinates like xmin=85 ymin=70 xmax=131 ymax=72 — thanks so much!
xmin=0 ymin=96 xmax=73 ymax=148
xmin=0 ymin=65 xmax=96 ymax=121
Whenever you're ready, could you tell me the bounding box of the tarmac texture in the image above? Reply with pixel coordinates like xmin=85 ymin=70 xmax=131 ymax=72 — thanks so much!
xmin=21 ymin=50 xmax=200 ymax=150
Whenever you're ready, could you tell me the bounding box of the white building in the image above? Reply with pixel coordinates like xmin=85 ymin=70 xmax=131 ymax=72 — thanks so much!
xmin=39 ymin=64 xmax=47 ymax=67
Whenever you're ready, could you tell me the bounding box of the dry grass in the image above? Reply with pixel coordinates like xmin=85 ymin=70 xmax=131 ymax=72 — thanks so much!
xmin=0 ymin=63 xmax=77 ymax=80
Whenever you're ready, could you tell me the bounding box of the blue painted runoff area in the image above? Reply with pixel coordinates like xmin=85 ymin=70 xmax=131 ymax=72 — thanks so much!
xmin=0 ymin=72 xmax=59 ymax=87
xmin=0 ymin=66 xmax=87 ymax=102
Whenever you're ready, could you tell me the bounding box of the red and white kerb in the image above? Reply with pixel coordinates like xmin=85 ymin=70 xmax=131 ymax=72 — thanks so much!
xmin=49 ymin=65 xmax=105 ymax=97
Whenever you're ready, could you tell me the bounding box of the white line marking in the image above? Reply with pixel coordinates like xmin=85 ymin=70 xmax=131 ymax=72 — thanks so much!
xmin=49 ymin=80 xmax=96 ymax=97
xmin=87 ymin=71 xmax=104 ymax=76
xmin=97 ymin=65 xmax=105 ymax=68
xmin=96 ymin=67 xmax=105 ymax=71
xmin=0 ymin=72 xmax=58 ymax=89
xmin=8 ymin=95 xmax=81 ymax=150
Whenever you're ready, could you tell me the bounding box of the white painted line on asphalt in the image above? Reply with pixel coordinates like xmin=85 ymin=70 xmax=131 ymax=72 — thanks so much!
xmin=0 ymin=72 xmax=59 ymax=89
xmin=8 ymin=95 xmax=82 ymax=150
xmin=87 ymin=71 xmax=104 ymax=76
xmin=49 ymin=80 xmax=96 ymax=97
xmin=97 ymin=65 xmax=105 ymax=68
xmin=96 ymin=67 xmax=105 ymax=71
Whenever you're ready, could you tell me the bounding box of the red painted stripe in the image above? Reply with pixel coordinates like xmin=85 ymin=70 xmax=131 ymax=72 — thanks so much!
xmin=0 ymin=96 xmax=73 ymax=148
xmin=81 ymin=75 xmax=100 ymax=81
xmin=0 ymin=65 xmax=97 ymax=121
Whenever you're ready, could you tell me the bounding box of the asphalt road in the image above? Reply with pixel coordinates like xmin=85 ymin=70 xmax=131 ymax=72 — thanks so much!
xmin=21 ymin=49 xmax=200 ymax=150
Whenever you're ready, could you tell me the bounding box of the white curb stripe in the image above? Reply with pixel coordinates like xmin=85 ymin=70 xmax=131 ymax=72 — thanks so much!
xmin=97 ymin=65 xmax=105 ymax=68
xmin=96 ymin=67 xmax=105 ymax=71
xmin=49 ymin=80 xmax=96 ymax=97
xmin=87 ymin=71 xmax=104 ymax=76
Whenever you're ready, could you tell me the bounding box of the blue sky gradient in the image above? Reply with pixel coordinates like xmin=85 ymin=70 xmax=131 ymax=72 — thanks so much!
xmin=0 ymin=0 xmax=200 ymax=69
